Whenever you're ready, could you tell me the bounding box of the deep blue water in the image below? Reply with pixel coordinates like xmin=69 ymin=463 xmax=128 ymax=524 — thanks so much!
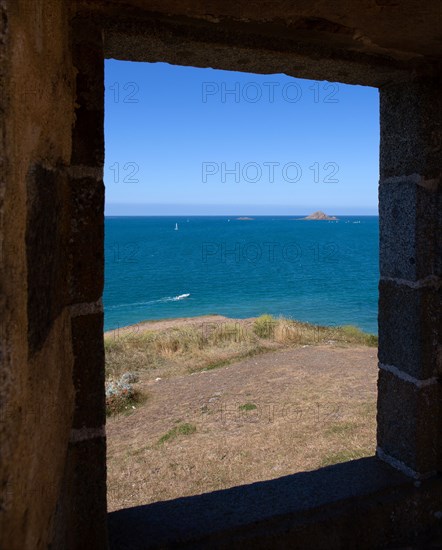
xmin=104 ymin=216 xmax=379 ymax=334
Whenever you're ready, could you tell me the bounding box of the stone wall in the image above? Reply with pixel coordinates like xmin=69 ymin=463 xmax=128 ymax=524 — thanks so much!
xmin=1 ymin=1 xmax=75 ymax=548
xmin=377 ymin=78 xmax=442 ymax=479
xmin=0 ymin=0 xmax=440 ymax=549
xmin=50 ymin=16 xmax=108 ymax=548
xmin=0 ymin=2 xmax=107 ymax=549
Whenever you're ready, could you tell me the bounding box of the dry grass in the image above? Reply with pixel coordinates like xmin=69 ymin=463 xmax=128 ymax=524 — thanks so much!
xmin=106 ymin=317 xmax=378 ymax=512
xmin=104 ymin=315 xmax=377 ymax=383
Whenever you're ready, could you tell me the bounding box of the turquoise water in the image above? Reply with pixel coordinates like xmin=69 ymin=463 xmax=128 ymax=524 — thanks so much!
xmin=104 ymin=216 xmax=379 ymax=334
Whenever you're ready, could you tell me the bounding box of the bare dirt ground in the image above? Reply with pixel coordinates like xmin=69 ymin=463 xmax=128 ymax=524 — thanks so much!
xmin=107 ymin=343 xmax=378 ymax=512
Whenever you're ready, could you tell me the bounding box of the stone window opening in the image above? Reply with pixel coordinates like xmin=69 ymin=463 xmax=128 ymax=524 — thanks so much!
xmin=1 ymin=4 xmax=440 ymax=549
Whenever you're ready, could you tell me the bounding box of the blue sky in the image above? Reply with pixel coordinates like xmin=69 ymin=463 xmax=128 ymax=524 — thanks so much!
xmin=104 ymin=60 xmax=379 ymax=216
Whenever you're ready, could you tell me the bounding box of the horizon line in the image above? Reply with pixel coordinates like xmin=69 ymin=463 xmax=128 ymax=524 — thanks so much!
xmin=104 ymin=213 xmax=379 ymax=217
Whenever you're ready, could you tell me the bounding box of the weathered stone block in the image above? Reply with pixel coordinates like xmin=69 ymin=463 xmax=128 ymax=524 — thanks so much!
xmin=378 ymin=280 xmax=440 ymax=379
xmin=26 ymin=165 xmax=68 ymax=355
xmin=380 ymin=79 xmax=442 ymax=179
xmin=71 ymin=18 xmax=104 ymax=166
xmin=379 ymin=178 xmax=441 ymax=281
xmin=71 ymin=313 xmax=105 ymax=429
xmin=73 ymin=42 xmax=104 ymax=110
xmin=71 ymin=108 xmax=105 ymax=167
xmin=51 ymin=437 xmax=108 ymax=550
xmin=68 ymin=176 xmax=104 ymax=303
xmin=377 ymin=369 xmax=441 ymax=475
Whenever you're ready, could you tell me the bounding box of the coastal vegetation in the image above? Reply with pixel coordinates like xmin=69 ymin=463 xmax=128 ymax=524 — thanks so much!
xmin=106 ymin=317 xmax=378 ymax=510
xmin=104 ymin=315 xmax=377 ymax=416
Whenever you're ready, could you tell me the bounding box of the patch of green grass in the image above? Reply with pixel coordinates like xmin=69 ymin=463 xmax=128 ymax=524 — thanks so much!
xmin=325 ymin=422 xmax=358 ymax=436
xmin=366 ymin=334 xmax=378 ymax=346
xmin=253 ymin=314 xmax=276 ymax=338
xmin=239 ymin=403 xmax=257 ymax=411
xmin=320 ymin=448 xmax=370 ymax=467
xmin=192 ymin=347 xmax=270 ymax=373
xmin=339 ymin=325 xmax=378 ymax=347
xmin=157 ymin=423 xmax=197 ymax=445
xmin=204 ymin=359 xmax=231 ymax=371
xmin=104 ymin=337 xmax=124 ymax=353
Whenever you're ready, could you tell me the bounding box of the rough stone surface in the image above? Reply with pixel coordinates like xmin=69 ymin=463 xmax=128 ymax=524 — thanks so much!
xmin=71 ymin=18 xmax=105 ymax=167
xmin=377 ymin=369 xmax=441 ymax=475
xmin=101 ymin=17 xmax=408 ymax=88
xmin=380 ymin=79 xmax=442 ymax=179
xmin=26 ymin=165 xmax=68 ymax=355
xmin=68 ymin=176 xmax=105 ymax=303
xmin=71 ymin=313 xmax=106 ymax=429
xmin=79 ymin=1 xmax=442 ymax=87
xmin=0 ymin=1 xmax=77 ymax=549
xmin=379 ymin=178 xmax=441 ymax=282
xmin=378 ymin=280 xmax=440 ymax=379
xmin=51 ymin=437 xmax=108 ymax=550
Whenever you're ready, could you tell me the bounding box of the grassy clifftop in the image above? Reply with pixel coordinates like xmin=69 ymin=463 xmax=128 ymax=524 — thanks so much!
xmin=105 ymin=314 xmax=377 ymax=394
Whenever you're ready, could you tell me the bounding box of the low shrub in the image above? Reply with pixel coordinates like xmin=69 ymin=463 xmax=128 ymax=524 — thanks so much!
xmin=106 ymin=372 xmax=142 ymax=416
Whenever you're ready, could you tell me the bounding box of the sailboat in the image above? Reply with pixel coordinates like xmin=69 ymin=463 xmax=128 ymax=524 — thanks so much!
xmin=174 ymin=223 xmax=178 ymax=231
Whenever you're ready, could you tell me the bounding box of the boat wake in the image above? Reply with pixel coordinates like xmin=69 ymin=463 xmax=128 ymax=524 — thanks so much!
xmin=174 ymin=293 xmax=190 ymax=300
xmin=108 ymin=293 xmax=190 ymax=310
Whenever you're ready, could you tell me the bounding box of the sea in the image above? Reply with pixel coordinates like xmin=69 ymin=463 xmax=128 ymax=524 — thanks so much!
xmin=104 ymin=216 xmax=379 ymax=334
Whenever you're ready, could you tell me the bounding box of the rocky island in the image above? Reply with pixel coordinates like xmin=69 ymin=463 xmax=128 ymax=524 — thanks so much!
xmin=299 ymin=211 xmax=338 ymax=220
xmin=236 ymin=216 xmax=254 ymax=220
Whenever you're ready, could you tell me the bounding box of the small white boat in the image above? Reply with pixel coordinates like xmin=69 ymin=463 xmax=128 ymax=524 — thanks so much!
xmin=174 ymin=223 xmax=178 ymax=231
